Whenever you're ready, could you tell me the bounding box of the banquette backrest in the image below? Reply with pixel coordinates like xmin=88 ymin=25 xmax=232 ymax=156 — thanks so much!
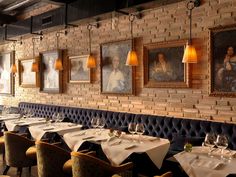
xmin=18 ymin=102 xmax=236 ymax=150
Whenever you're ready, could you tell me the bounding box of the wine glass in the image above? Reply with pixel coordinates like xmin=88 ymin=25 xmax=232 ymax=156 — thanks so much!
xmin=97 ymin=117 xmax=106 ymax=134
xmin=57 ymin=112 xmax=64 ymax=123
xmin=204 ymin=133 xmax=216 ymax=157
xmin=136 ymin=123 xmax=145 ymax=143
xmin=128 ymin=123 xmax=136 ymax=141
xmin=215 ymin=134 xmax=228 ymax=159
xmin=51 ymin=112 xmax=58 ymax=124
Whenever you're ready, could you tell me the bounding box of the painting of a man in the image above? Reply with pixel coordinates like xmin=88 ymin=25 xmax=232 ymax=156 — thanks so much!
xmin=69 ymin=55 xmax=90 ymax=83
xmin=0 ymin=53 xmax=11 ymax=94
xmin=101 ymin=40 xmax=133 ymax=94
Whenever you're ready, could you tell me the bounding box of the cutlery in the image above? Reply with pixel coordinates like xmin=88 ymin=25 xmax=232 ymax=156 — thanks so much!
xmin=125 ymin=144 xmax=137 ymax=150
xmin=82 ymin=136 xmax=94 ymax=140
xmin=72 ymin=132 xmax=86 ymax=137
xmin=110 ymin=140 xmax=122 ymax=146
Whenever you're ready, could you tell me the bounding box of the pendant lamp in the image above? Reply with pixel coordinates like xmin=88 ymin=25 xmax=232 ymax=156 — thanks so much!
xmin=31 ymin=38 xmax=39 ymax=72
xmin=10 ymin=42 xmax=17 ymax=74
xmin=86 ymin=24 xmax=96 ymax=68
xmin=126 ymin=14 xmax=138 ymax=66
xmin=182 ymin=0 xmax=201 ymax=63
xmin=54 ymin=32 xmax=63 ymax=71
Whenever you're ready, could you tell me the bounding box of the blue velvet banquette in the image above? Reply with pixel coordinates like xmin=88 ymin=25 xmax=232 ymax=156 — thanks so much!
xmin=17 ymin=102 xmax=236 ymax=151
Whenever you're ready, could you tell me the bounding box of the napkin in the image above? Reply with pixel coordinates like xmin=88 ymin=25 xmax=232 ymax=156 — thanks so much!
xmin=191 ymin=157 xmax=224 ymax=169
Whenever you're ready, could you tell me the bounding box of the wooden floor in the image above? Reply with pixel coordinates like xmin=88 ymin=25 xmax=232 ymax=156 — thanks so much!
xmin=0 ymin=155 xmax=38 ymax=177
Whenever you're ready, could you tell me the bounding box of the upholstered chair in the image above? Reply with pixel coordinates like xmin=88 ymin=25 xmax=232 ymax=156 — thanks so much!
xmin=71 ymin=151 xmax=133 ymax=177
xmin=154 ymin=172 xmax=173 ymax=177
xmin=0 ymin=135 xmax=5 ymax=161
xmin=3 ymin=132 xmax=37 ymax=177
xmin=36 ymin=141 xmax=72 ymax=177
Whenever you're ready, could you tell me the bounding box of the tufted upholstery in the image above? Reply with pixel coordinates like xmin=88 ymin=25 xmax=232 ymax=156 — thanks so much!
xmin=18 ymin=102 xmax=236 ymax=150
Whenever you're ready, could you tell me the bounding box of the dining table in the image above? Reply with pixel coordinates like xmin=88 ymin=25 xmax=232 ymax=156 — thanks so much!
xmin=174 ymin=146 xmax=236 ymax=177
xmin=28 ymin=122 xmax=83 ymax=140
xmin=0 ymin=114 xmax=21 ymax=122
xmin=63 ymin=129 xmax=170 ymax=169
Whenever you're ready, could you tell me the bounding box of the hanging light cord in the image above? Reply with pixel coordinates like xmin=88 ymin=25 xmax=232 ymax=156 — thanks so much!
xmin=87 ymin=24 xmax=92 ymax=54
xmin=129 ymin=14 xmax=135 ymax=50
xmin=12 ymin=41 xmax=16 ymax=51
xmin=56 ymin=32 xmax=60 ymax=49
xmin=32 ymin=38 xmax=35 ymax=58
xmin=187 ymin=0 xmax=195 ymax=45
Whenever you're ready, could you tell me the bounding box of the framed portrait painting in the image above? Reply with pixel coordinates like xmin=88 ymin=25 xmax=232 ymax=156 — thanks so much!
xmin=39 ymin=50 xmax=63 ymax=93
xmin=209 ymin=25 xmax=236 ymax=97
xmin=101 ymin=39 xmax=134 ymax=94
xmin=68 ymin=55 xmax=91 ymax=83
xmin=0 ymin=51 xmax=15 ymax=96
xmin=18 ymin=58 xmax=38 ymax=87
xmin=143 ymin=40 xmax=189 ymax=88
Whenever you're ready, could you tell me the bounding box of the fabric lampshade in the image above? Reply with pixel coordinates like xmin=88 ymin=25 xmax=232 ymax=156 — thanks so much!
xmin=10 ymin=64 xmax=17 ymax=74
xmin=86 ymin=54 xmax=96 ymax=68
xmin=31 ymin=61 xmax=39 ymax=72
xmin=182 ymin=44 xmax=197 ymax=63
xmin=54 ymin=58 xmax=63 ymax=71
xmin=126 ymin=50 xmax=138 ymax=66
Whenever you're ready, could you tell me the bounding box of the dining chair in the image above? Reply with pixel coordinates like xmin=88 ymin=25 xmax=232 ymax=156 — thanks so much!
xmin=3 ymin=132 xmax=37 ymax=177
xmin=35 ymin=141 xmax=72 ymax=177
xmin=154 ymin=172 xmax=173 ymax=177
xmin=0 ymin=135 xmax=5 ymax=161
xmin=71 ymin=151 xmax=133 ymax=177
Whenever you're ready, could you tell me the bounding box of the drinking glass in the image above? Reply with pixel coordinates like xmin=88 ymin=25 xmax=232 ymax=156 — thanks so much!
xmin=136 ymin=123 xmax=145 ymax=143
xmin=215 ymin=134 xmax=228 ymax=159
xmin=204 ymin=133 xmax=216 ymax=157
xmin=97 ymin=117 xmax=106 ymax=134
xmin=51 ymin=112 xmax=58 ymax=124
xmin=57 ymin=112 xmax=64 ymax=123
xmin=128 ymin=123 xmax=136 ymax=141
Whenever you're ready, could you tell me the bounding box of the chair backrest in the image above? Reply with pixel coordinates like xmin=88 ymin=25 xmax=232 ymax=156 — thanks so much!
xmin=36 ymin=141 xmax=70 ymax=177
xmin=71 ymin=152 xmax=117 ymax=177
xmin=4 ymin=132 xmax=35 ymax=167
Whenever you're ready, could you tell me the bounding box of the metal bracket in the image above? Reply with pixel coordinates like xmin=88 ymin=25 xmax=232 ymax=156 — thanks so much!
xmin=64 ymin=3 xmax=78 ymax=29
xmin=30 ymin=16 xmax=43 ymax=36
xmin=115 ymin=8 xmax=142 ymax=19
xmin=193 ymin=0 xmax=201 ymax=7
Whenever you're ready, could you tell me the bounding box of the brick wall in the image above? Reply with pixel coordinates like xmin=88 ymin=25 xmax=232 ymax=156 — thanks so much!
xmin=1 ymin=0 xmax=236 ymax=123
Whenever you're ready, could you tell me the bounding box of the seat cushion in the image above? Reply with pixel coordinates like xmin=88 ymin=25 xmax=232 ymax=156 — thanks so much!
xmin=63 ymin=159 xmax=72 ymax=175
xmin=26 ymin=146 xmax=37 ymax=160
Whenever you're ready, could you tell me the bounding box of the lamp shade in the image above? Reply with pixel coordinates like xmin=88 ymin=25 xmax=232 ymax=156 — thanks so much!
xmin=31 ymin=61 xmax=39 ymax=72
xmin=126 ymin=50 xmax=138 ymax=66
xmin=54 ymin=58 xmax=63 ymax=71
xmin=182 ymin=44 xmax=197 ymax=63
xmin=86 ymin=54 xmax=96 ymax=68
xmin=10 ymin=63 xmax=17 ymax=74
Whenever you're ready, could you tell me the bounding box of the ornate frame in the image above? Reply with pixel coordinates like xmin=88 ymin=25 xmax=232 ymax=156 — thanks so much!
xmin=39 ymin=49 xmax=63 ymax=93
xmin=18 ymin=57 xmax=39 ymax=88
xmin=68 ymin=55 xmax=91 ymax=84
xmin=0 ymin=51 xmax=15 ymax=96
xmin=143 ymin=40 xmax=190 ymax=88
xmin=209 ymin=24 xmax=236 ymax=97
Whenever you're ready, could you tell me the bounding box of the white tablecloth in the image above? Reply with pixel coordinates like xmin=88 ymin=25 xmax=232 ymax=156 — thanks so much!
xmin=174 ymin=146 xmax=236 ymax=177
xmin=64 ymin=129 xmax=170 ymax=169
xmin=5 ymin=118 xmax=46 ymax=131
xmin=63 ymin=129 xmax=110 ymax=151
xmin=0 ymin=114 xmax=20 ymax=121
xmin=29 ymin=122 xmax=82 ymax=140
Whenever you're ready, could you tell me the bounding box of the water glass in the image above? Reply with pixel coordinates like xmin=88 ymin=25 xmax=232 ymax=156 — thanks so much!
xmin=57 ymin=112 xmax=64 ymax=123
xmin=215 ymin=134 xmax=228 ymax=159
xmin=204 ymin=133 xmax=216 ymax=157
xmin=97 ymin=117 xmax=105 ymax=134
xmin=128 ymin=123 xmax=136 ymax=141
xmin=52 ymin=112 xmax=58 ymax=124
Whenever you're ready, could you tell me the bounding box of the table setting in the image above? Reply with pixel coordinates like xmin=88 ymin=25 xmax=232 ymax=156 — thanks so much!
xmin=0 ymin=113 xmax=21 ymax=121
xmin=174 ymin=133 xmax=236 ymax=177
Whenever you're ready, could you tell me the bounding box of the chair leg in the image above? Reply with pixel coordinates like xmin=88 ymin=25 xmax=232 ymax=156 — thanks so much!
xmin=3 ymin=165 xmax=10 ymax=175
xmin=17 ymin=167 xmax=22 ymax=177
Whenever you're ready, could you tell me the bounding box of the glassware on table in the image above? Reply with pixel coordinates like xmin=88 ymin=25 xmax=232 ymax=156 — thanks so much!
xmin=215 ymin=134 xmax=228 ymax=160
xmin=136 ymin=123 xmax=145 ymax=143
xmin=128 ymin=123 xmax=136 ymax=141
xmin=204 ymin=133 xmax=216 ymax=157
xmin=57 ymin=112 xmax=65 ymax=123
xmin=91 ymin=117 xmax=99 ymax=134
xmin=51 ymin=112 xmax=58 ymax=124
xmin=97 ymin=117 xmax=106 ymax=134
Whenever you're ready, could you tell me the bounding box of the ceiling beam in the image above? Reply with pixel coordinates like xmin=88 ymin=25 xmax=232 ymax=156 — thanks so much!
xmin=0 ymin=13 xmax=16 ymax=24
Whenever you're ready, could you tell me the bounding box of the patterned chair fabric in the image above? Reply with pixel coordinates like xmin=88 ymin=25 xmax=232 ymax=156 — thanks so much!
xmin=18 ymin=102 xmax=236 ymax=150
xmin=71 ymin=151 xmax=133 ymax=177
xmin=35 ymin=141 xmax=71 ymax=177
